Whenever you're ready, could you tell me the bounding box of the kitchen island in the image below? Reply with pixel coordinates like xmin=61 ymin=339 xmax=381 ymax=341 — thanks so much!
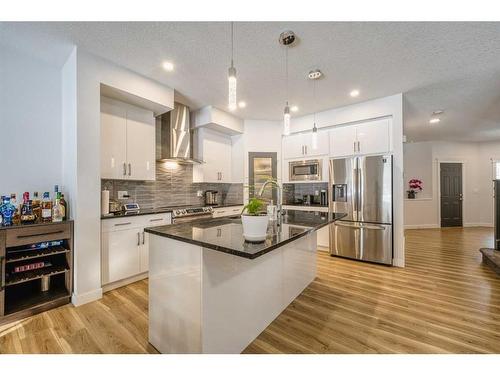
xmin=144 ymin=209 xmax=346 ymax=354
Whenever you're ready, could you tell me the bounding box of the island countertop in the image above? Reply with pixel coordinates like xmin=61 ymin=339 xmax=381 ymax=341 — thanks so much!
xmin=144 ymin=209 xmax=346 ymax=259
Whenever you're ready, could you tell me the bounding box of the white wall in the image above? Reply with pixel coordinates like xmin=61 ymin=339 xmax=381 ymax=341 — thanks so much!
xmin=65 ymin=49 xmax=174 ymax=305
xmin=0 ymin=44 xmax=63 ymax=196
xmin=290 ymin=94 xmax=405 ymax=267
xmin=232 ymin=120 xmax=282 ymax=201
xmin=403 ymin=140 xmax=500 ymax=228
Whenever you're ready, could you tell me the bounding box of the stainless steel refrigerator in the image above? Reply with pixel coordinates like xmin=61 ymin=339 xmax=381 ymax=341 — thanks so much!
xmin=328 ymin=155 xmax=393 ymax=265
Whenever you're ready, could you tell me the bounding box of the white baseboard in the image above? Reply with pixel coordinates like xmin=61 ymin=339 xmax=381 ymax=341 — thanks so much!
xmin=404 ymin=224 xmax=440 ymax=230
xmin=71 ymin=288 xmax=103 ymax=307
xmin=464 ymin=223 xmax=494 ymax=228
xmin=392 ymin=258 xmax=405 ymax=267
xmin=102 ymin=272 xmax=148 ymax=293
xmin=317 ymin=245 xmax=330 ymax=252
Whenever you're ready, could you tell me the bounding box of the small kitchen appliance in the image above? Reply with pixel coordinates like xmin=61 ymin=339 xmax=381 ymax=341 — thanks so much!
xmin=289 ymin=159 xmax=322 ymax=181
xmin=205 ymin=190 xmax=219 ymax=206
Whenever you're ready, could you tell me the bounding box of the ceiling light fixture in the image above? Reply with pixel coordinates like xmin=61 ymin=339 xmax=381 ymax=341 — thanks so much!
xmin=162 ymin=61 xmax=174 ymax=72
xmin=350 ymin=89 xmax=360 ymax=97
xmin=238 ymin=101 xmax=246 ymax=108
xmin=291 ymin=106 xmax=299 ymax=112
xmin=429 ymin=110 xmax=444 ymax=124
xmin=228 ymin=22 xmax=237 ymax=111
xmin=280 ymin=30 xmax=296 ymax=136
xmin=308 ymin=69 xmax=323 ymax=150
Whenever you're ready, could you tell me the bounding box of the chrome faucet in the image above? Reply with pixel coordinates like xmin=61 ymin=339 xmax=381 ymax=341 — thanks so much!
xmin=257 ymin=180 xmax=283 ymax=225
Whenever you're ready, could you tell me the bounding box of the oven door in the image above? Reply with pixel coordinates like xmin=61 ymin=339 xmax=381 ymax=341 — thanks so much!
xmin=172 ymin=213 xmax=213 ymax=224
xmin=289 ymin=159 xmax=322 ymax=181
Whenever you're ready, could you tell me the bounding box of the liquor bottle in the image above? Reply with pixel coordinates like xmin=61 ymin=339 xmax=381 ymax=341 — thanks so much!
xmin=10 ymin=193 xmax=21 ymax=225
xmin=20 ymin=195 xmax=36 ymax=225
xmin=1 ymin=196 xmax=16 ymax=226
xmin=32 ymin=191 xmax=41 ymax=223
xmin=52 ymin=192 xmax=64 ymax=222
xmin=41 ymin=192 xmax=52 ymax=223
xmin=60 ymin=193 xmax=68 ymax=220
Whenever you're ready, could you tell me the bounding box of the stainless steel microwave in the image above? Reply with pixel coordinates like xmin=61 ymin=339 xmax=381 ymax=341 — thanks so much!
xmin=289 ymin=159 xmax=322 ymax=181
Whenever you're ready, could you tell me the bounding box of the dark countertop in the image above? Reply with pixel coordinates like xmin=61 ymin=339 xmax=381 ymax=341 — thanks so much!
xmin=283 ymin=203 xmax=328 ymax=209
xmin=100 ymin=203 xmax=244 ymax=220
xmin=144 ymin=209 xmax=346 ymax=259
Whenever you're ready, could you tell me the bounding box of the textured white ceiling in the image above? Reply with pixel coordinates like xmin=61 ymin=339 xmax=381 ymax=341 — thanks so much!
xmin=1 ymin=22 xmax=500 ymax=142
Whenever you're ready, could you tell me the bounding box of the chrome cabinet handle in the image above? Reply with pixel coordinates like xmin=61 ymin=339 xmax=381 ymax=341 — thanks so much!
xmin=137 ymin=232 xmax=140 ymax=246
xmin=123 ymin=162 xmax=127 ymax=175
xmin=128 ymin=163 xmax=131 ymax=176
xmin=353 ymin=142 xmax=356 ymax=153
xmin=142 ymin=232 xmax=145 ymax=245
xmin=114 ymin=222 xmax=131 ymax=226
xmin=305 ymin=145 xmax=307 ymax=155
xmin=357 ymin=141 xmax=360 ymax=152
xmin=149 ymin=218 xmax=163 ymax=222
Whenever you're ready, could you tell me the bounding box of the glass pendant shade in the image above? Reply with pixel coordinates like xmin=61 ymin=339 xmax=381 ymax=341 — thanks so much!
xmin=283 ymin=104 xmax=291 ymax=136
xmin=311 ymin=124 xmax=318 ymax=149
xmin=228 ymin=65 xmax=237 ymax=111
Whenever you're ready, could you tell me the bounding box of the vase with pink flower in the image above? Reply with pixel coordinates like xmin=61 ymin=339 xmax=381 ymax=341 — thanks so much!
xmin=407 ymin=178 xmax=423 ymax=199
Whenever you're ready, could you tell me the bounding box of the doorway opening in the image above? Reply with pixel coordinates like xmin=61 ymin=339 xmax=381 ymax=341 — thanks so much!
xmin=439 ymin=162 xmax=463 ymax=227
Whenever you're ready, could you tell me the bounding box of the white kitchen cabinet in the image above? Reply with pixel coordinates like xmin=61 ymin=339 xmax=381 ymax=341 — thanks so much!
xmin=101 ymin=98 xmax=127 ymax=179
xmin=355 ymin=118 xmax=390 ymax=155
xmin=100 ymin=96 xmax=156 ymax=181
xmin=329 ymin=118 xmax=390 ymax=158
xmin=283 ymin=132 xmax=329 ymax=160
xmin=101 ymin=226 xmax=141 ymax=285
xmin=193 ymin=128 xmax=232 ymax=183
xmin=101 ymin=213 xmax=171 ymax=286
xmin=317 ymin=226 xmax=330 ymax=249
xmin=330 ymin=125 xmax=358 ymax=158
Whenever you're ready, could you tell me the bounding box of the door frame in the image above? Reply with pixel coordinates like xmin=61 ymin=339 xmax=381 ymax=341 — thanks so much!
xmin=437 ymin=159 xmax=466 ymax=228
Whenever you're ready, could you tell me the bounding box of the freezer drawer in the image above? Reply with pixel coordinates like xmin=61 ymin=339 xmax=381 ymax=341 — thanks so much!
xmin=329 ymin=221 xmax=392 ymax=265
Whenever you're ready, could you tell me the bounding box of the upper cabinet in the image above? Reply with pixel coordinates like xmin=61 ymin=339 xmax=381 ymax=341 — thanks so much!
xmin=330 ymin=118 xmax=390 ymax=158
xmin=193 ymin=128 xmax=233 ymax=183
xmin=101 ymin=97 xmax=156 ymax=181
xmin=283 ymin=131 xmax=329 ymax=160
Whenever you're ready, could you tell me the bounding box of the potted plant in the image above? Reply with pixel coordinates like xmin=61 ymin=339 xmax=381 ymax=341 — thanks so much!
xmin=407 ymin=178 xmax=423 ymax=199
xmin=241 ymin=197 xmax=269 ymax=242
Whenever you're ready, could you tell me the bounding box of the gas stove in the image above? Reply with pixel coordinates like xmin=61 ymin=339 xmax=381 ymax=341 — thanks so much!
xmin=171 ymin=206 xmax=214 ymax=223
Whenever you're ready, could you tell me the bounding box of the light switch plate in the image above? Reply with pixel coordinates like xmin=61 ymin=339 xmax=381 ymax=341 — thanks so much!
xmin=117 ymin=191 xmax=128 ymax=199
xmin=197 ymin=190 xmax=203 ymax=197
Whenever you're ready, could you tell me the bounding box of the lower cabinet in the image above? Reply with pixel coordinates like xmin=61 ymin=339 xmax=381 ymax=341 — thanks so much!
xmin=317 ymin=226 xmax=330 ymax=249
xmin=101 ymin=213 xmax=171 ymax=286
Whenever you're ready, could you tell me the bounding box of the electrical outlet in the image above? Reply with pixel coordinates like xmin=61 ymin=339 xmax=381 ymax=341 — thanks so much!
xmin=117 ymin=191 xmax=128 ymax=200
xmin=197 ymin=190 xmax=203 ymax=197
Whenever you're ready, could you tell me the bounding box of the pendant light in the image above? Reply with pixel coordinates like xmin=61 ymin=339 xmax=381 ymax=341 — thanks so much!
xmin=308 ymin=69 xmax=322 ymax=149
xmin=228 ymin=22 xmax=237 ymax=111
xmin=279 ymin=31 xmax=296 ymax=136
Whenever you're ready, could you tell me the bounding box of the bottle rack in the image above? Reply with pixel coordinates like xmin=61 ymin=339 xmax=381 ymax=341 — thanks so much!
xmin=0 ymin=221 xmax=73 ymax=323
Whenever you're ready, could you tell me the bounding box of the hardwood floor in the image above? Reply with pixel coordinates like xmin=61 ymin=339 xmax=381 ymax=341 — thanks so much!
xmin=1 ymin=227 xmax=499 ymax=354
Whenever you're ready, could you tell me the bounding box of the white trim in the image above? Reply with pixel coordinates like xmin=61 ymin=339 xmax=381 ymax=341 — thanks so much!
xmin=404 ymin=224 xmax=440 ymax=230
xmin=102 ymin=272 xmax=148 ymax=293
xmin=404 ymin=197 xmax=433 ymax=201
xmin=392 ymin=257 xmax=405 ymax=267
xmin=436 ymin=159 xmax=466 ymax=227
xmin=71 ymin=288 xmax=103 ymax=306
xmin=464 ymin=222 xmax=494 ymax=228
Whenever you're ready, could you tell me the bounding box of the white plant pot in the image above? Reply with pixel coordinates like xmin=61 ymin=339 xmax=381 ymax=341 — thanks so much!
xmin=241 ymin=214 xmax=269 ymax=242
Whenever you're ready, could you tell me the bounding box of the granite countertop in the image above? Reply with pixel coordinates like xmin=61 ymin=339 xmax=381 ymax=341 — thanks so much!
xmin=144 ymin=209 xmax=346 ymax=259
xmin=283 ymin=203 xmax=328 ymax=208
xmin=100 ymin=203 xmax=244 ymax=220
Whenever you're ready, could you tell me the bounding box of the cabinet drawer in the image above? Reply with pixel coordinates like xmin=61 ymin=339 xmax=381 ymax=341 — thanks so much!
xmin=212 ymin=206 xmax=243 ymax=218
xmin=141 ymin=213 xmax=172 ymax=228
xmin=6 ymin=223 xmax=71 ymax=247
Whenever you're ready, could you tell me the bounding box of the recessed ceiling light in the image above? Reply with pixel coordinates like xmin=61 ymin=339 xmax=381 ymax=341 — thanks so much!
xmin=162 ymin=61 xmax=174 ymax=72
xmin=238 ymin=101 xmax=246 ymax=108
xmin=429 ymin=118 xmax=441 ymax=124
xmin=291 ymin=106 xmax=299 ymax=112
xmin=350 ymin=90 xmax=360 ymax=97
xmin=429 ymin=110 xmax=444 ymax=124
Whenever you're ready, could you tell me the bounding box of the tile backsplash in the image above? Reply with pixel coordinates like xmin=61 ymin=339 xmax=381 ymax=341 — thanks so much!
xmin=102 ymin=163 xmax=243 ymax=209
xmin=283 ymin=182 xmax=328 ymax=205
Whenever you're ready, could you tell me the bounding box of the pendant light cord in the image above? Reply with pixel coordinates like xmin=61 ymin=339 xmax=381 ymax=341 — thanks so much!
xmin=285 ymin=47 xmax=289 ymax=105
xmin=231 ymin=22 xmax=234 ymax=67
xmin=313 ymin=78 xmax=316 ymax=126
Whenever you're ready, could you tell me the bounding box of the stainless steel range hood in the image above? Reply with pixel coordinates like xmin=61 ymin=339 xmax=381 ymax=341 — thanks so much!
xmin=156 ymin=102 xmax=202 ymax=164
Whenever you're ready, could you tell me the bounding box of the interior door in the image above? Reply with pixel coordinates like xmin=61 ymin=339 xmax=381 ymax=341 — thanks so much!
xmin=440 ymin=163 xmax=463 ymax=227
xmin=126 ymin=104 xmax=156 ymax=181
xmin=248 ymin=152 xmax=278 ymax=203
xmin=100 ymin=97 xmax=127 ymax=179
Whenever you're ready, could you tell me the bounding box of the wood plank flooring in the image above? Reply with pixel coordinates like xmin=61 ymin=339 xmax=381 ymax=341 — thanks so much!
xmin=1 ymin=227 xmax=499 ymax=354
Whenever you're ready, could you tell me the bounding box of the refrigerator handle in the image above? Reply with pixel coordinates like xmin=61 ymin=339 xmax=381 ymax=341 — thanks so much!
xmin=358 ymin=157 xmax=363 ymax=221
xmin=352 ymin=166 xmax=358 ymax=220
